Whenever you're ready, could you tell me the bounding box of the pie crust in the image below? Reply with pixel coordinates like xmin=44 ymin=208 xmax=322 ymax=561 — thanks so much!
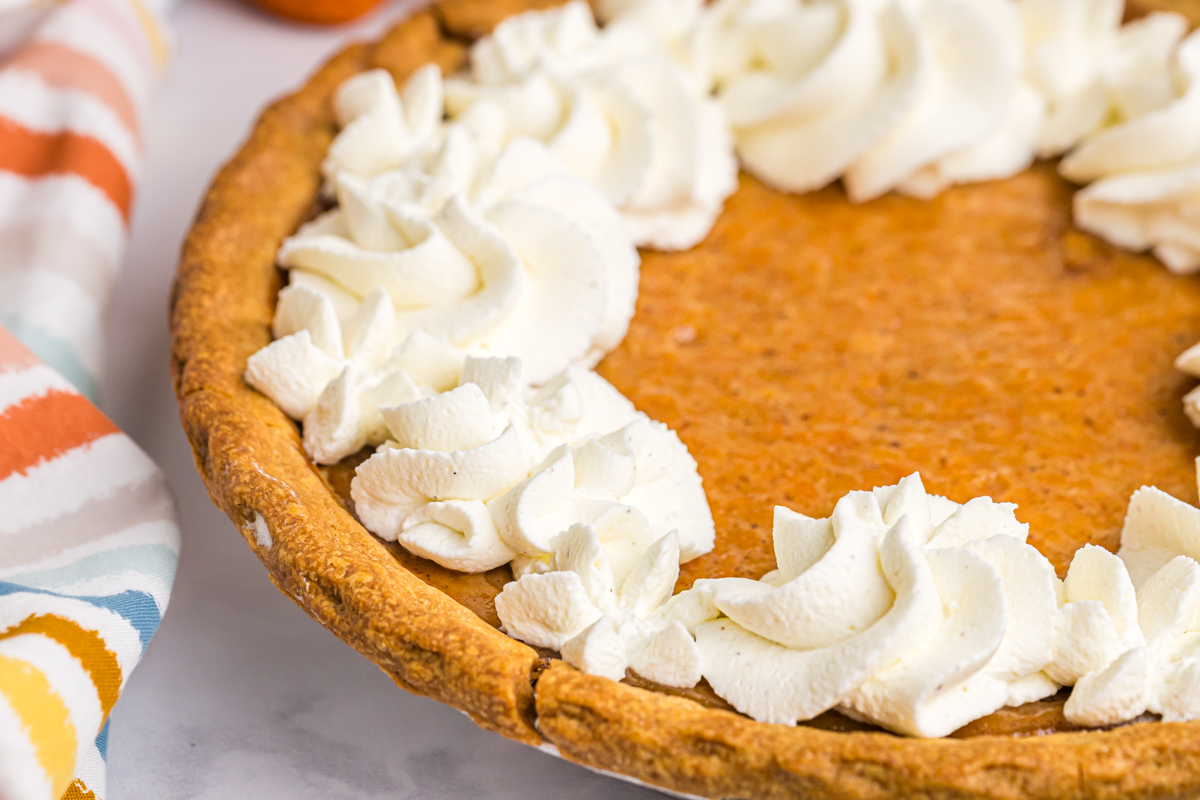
xmin=170 ymin=3 xmax=1200 ymax=796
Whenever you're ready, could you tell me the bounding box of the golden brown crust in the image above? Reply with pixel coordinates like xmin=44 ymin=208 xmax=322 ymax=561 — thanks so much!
xmin=369 ymin=9 xmax=468 ymax=82
xmin=537 ymin=661 xmax=1200 ymax=800
xmin=169 ymin=0 xmax=1200 ymax=796
xmin=168 ymin=12 xmax=540 ymax=745
xmin=1128 ymin=0 xmax=1200 ymax=25
xmin=435 ymin=0 xmax=574 ymax=39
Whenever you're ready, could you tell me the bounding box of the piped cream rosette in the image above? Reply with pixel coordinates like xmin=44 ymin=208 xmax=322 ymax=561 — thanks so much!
xmin=678 ymin=0 xmax=1040 ymax=202
xmin=283 ymin=66 xmax=640 ymax=385
xmin=1022 ymin=0 xmax=1188 ymax=158
xmin=686 ymin=474 xmax=1063 ymax=737
xmin=350 ymin=355 xmax=716 ymax=574
xmin=498 ymin=526 xmax=714 ymax=688
xmin=1060 ymin=28 xmax=1200 ymax=274
xmin=442 ymin=1 xmax=739 ymax=251
xmin=244 ymin=284 xmax=470 ymax=463
xmin=1050 ymin=484 xmax=1200 ymax=727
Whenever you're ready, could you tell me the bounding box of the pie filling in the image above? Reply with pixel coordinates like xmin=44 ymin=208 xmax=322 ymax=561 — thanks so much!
xmin=247 ymin=0 xmax=1200 ymax=738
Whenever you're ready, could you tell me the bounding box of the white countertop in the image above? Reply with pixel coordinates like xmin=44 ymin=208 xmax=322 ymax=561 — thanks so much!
xmin=98 ymin=1 xmax=662 ymax=795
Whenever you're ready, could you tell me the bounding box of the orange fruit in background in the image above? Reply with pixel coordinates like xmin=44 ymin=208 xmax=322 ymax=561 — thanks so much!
xmin=249 ymin=0 xmax=385 ymax=24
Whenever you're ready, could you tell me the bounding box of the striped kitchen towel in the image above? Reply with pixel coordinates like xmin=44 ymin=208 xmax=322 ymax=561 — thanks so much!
xmin=0 ymin=324 xmax=180 ymax=800
xmin=0 ymin=0 xmax=168 ymax=401
xmin=0 ymin=1 xmax=181 ymax=799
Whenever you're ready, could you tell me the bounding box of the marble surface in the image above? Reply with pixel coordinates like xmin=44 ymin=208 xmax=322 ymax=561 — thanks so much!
xmin=97 ymin=1 xmax=664 ymax=796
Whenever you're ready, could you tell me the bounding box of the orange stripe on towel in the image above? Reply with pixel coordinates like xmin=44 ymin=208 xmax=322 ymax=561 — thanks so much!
xmin=6 ymin=42 xmax=140 ymax=139
xmin=0 ymin=119 xmax=131 ymax=222
xmin=0 ymin=327 xmax=42 ymax=373
xmin=0 ymin=390 xmax=118 ymax=482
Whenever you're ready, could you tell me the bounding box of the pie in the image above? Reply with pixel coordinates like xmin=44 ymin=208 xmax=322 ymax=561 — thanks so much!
xmin=169 ymin=1 xmax=1200 ymax=796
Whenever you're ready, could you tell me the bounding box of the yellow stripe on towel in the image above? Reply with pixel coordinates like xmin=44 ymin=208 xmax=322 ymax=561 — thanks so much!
xmin=0 ymin=653 xmax=77 ymax=800
xmin=123 ymin=0 xmax=168 ymax=69
xmin=1 ymin=616 xmax=121 ymax=719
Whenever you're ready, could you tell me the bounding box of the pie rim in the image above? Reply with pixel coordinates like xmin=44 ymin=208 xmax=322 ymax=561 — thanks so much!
xmin=167 ymin=3 xmax=1200 ymax=797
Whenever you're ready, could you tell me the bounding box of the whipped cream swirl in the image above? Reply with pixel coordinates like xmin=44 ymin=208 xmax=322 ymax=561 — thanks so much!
xmin=245 ymin=283 xmax=468 ymax=463
xmin=1054 ymin=486 xmax=1200 ymax=726
xmin=685 ymin=474 xmax=1060 ymax=737
xmin=1062 ymin=27 xmax=1200 ymax=275
xmin=443 ymin=1 xmax=738 ymax=250
xmin=489 ymin=415 xmax=715 ymax=568
xmin=1022 ymin=1 xmax=1187 ymax=157
xmin=1174 ymin=344 xmax=1200 ymax=427
xmin=691 ymin=0 xmax=1033 ymax=202
xmin=350 ymin=356 xmax=715 ymax=573
xmin=282 ymin=66 xmax=640 ymax=385
xmin=497 ymin=527 xmax=708 ymax=687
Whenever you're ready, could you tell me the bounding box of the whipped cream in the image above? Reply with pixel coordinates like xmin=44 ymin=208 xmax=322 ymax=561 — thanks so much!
xmin=1047 ymin=543 xmax=1144 ymax=723
xmin=443 ymin=1 xmax=738 ymax=250
xmin=283 ymin=66 xmax=640 ymax=385
xmin=510 ymin=469 xmax=1200 ymax=735
xmin=698 ymin=0 xmax=1029 ymax=202
xmin=488 ymin=417 xmax=714 ymax=569
xmin=322 ymin=65 xmax=444 ymax=184
xmin=682 ymin=474 xmax=1060 ymax=737
xmin=1022 ymin=1 xmax=1187 ymax=157
xmin=244 ymin=284 xmax=467 ymax=463
xmin=1064 ymin=29 xmax=1200 ymax=275
xmin=1074 ymin=161 xmax=1200 ymax=276
xmin=1175 ymin=345 xmax=1200 ymax=427
xmin=350 ymin=356 xmax=715 ymax=573
xmin=897 ymin=82 xmax=1046 ymax=200
xmin=497 ymin=527 xmax=706 ymax=687
xmin=1052 ymin=486 xmax=1200 ymax=726
xmin=1057 ymin=22 xmax=1199 ymax=184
